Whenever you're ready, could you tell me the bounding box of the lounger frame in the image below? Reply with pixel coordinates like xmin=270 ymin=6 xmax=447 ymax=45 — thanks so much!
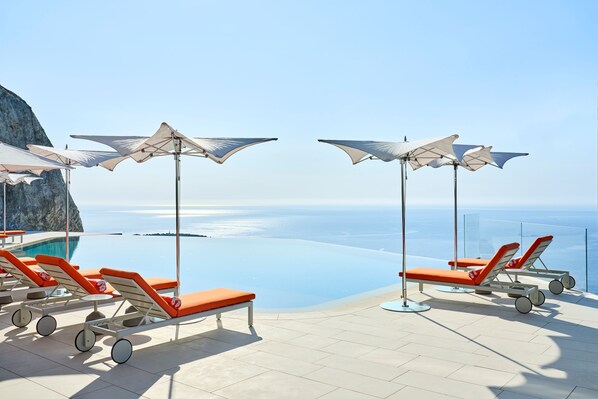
xmin=13 ymin=261 xmax=176 ymax=332
xmin=76 ymin=274 xmax=254 ymax=361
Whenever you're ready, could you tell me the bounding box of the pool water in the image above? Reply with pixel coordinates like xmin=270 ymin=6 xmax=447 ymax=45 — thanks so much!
xmin=17 ymin=235 xmax=446 ymax=311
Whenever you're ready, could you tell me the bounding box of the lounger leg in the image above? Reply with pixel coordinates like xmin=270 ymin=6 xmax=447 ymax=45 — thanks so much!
xmin=248 ymin=302 xmax=253 ymax=327
xmin=419 ymin=283 xmax=423 ymax=293
xmin=216 ymin=313 xmax=221 ymax=321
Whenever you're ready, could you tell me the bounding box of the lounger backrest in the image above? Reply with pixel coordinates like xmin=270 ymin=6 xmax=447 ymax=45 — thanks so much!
xmin=0 ymin=249 xmax=44 ymax=287
xmin=35 ymin=255 xmax=96 ymax=298
xmin=474 ymin=242 xmax=520 ymax=285
xmin=513 ymin=235 xmax=553 ymax=270
xmin=100 ymin=268 xmax=174 ymax=319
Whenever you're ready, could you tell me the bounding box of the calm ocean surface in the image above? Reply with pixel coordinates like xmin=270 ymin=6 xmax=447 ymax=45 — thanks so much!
xmin=78 ymin=204 xmax=598 ymax=293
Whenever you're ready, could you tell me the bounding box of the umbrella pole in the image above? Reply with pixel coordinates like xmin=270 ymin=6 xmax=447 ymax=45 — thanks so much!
xmin=401 ymin=159 xmax=407 ymax=305
xmin=380 ymin=159 xmax=430 ymax=313
xmin=437 ymin=164 xmax=474 ymax=293
xmin=3 ymin=182 xmax=6 ymax=233
xmin=174 ymin=140 xmax=181 ymax=296
xmin=66 ymin=167 xmax=70 ymax=262
xmin=453 ymin=164 xmax=458 ymax=270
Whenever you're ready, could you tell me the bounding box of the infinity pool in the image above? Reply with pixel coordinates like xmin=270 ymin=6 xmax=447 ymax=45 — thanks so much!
xmin=18 ymin=235 xmax=446 ymax=311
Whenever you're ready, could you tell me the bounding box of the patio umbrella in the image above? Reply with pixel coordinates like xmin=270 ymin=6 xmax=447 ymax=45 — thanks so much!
xmin=428 ymin=145 xmax=493 ymax=293
xmin=319 ymin=135 xmax=459 ymax=313
xmin=72 ymin=122 xmax=277 ymax=294
xmin=28 ymin=145 xmax=127 ymax=261
xmin=0 ymin=141 xmax=72 ymax=229
xmin=429 ymin=147 xmax=528 ymax=292
xmin=0 ymin=172 xmax=42 ymax=232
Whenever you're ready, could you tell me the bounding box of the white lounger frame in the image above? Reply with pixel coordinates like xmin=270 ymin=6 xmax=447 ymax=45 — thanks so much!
xmin=411 ymin=245 xmax=545 ymax=313
xmin=12 ymin=261 xmax=176 ymax=336
xmin=76 ymin=274 xmax=253 ymax=363
xmin=505 ymin=239 xmax=574 ymax=292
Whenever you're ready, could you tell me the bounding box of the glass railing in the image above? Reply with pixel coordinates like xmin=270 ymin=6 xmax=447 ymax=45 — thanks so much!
xmin=464 ymin=214 xmax=588 ymax=292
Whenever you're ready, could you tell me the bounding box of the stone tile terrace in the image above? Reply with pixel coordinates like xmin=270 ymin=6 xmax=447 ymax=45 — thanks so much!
xmin=0 ymin=233 xmax=597 ymax=398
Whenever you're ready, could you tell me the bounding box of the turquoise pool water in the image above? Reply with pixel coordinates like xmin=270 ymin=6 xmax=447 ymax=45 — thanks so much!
xmin=16 ymin=235 xmax=446 ymax=311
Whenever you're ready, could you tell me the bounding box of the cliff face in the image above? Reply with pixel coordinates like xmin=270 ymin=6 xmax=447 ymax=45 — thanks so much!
xmin=0 ymin=85 xmax=83 ymax=232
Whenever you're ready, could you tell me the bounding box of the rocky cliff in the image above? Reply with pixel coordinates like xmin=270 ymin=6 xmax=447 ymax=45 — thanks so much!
xmin=0 ymin=85 xmax=83 ymax=232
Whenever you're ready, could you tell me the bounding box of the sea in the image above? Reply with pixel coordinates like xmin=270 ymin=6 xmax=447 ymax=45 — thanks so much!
xmin=78 ymin=204 xmax=598 ymax=293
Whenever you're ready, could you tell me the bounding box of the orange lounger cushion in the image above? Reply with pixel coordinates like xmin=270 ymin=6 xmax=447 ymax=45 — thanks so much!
xmin=79 ymin=268 xmax=102 ymax=279
xmin=400 ymin=268 xmax=476 ymax=285
xmin=19 ymin=257 xmax=38 ymax=266
xmin=3 ymin=230 xmax=25 ymax=236
xmin=176 ymin=288 xmax=256 ymax=317
xmin=144 ymin=277 xmax=179 ymax=291
xmin=448 ymin=258 xmax=488 ymax=268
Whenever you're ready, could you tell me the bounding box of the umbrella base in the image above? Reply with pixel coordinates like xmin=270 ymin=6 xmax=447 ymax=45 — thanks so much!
xmin=436 ymin=286 xmax=475 ymax=294
xmin=380 ymin=300 xmax=430 ymax=313
xmin=27 ymin=291 xmax=48 ymax=300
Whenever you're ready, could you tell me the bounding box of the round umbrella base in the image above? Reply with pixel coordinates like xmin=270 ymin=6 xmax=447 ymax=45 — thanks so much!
xmin=380 ymin=300 xmax=430 ymax=313
xmin=436 ymin=286 xmax=475 ymax=294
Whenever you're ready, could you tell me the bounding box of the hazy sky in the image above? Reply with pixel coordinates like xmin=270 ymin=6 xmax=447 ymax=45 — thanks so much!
xmin=1 ymin=1 xmax=597 ymax=208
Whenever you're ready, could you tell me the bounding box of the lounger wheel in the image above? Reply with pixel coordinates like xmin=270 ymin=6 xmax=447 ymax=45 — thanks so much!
xmin=515 ymin=297 xmax=532 ymax=314
xmin=111 ymin=339 xmax=133 ymax=364
xmin=549 ymin=280 xmax=564 ymax=295
xmin=11 ymin=309 xmax=32 ymax=328
xmin=75 ymin=330 xmax=96 ymax=352
xmin=562 ymin=275 xmax=576 ymax=289
xmin=531 ymin=290 xmax=545 ymax=307
xmin=36 ymin=315 xmax=57 ymax=336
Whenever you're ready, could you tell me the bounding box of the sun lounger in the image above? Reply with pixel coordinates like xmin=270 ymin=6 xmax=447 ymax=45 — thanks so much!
xmin=449 ymin=236 xmax=575 ymax=295
xmin=74 ymin=267 xmax=255 ymax=363
xmin=0 ymin=255 xmax=39 ymax=284
xmin=0 ymin=249 xmax=69 ymax=306
xmin=0 ymin=248 xmax=99 ymax=305
xmin=401 ymin=242 xmax=545 ymax=314
xmin=3 ymin=230 xmax=26 ymax=244
xmin=11 ymin=255 xmax=178 ymax=336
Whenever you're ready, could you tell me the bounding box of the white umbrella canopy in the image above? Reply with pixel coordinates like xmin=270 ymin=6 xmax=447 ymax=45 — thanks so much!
xmin=72 ymin=122 xmax=278 ymax=294
xmin=0 ymin=172 xmax=42 ymax=185
xmin=319 ymin=134 xmax=459 ymax=313
xmin=0 ymin=142 xmax=72 ymax=175
xmin=27 ymin=145 xmax=127 ymax=171
xmin=0 ymin=172 xmax=42 ymax=232
xmin=28 ymin=145 xmax=128 ymax=261
xmin=490 ymin=151 xmax=529 ymax=169
xmin=72 ymin=122 xmax=276 ymax=163
xmin=318 ymin=135 xmax=458 ymax=169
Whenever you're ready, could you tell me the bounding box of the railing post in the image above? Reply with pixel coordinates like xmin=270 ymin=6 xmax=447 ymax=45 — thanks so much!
xmin=520 ymin=222 xmax=523 ymax=256
xmin=586 ymin=228 xmax=589 ymax=292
